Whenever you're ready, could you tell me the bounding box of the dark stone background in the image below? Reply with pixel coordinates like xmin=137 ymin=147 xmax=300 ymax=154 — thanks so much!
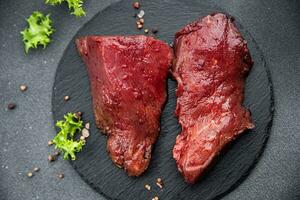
xmin=0 ymin=0 xmax=299 ymax=200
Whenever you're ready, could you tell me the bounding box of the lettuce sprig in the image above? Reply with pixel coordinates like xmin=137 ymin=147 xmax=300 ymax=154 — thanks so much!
xmin=45 ymin=0 xmax=86 ymax=17
xmin=20 ymin=11 xmax=55 ymax=53
xmin=53 ymin=113 xmax=85 ymax=160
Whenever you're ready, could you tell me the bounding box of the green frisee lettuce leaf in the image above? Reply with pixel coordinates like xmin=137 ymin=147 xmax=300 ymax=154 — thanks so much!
xmin=53 ymin=113 xmax=85 ymax=160
xmin=45 ymin=0 xmax=86 ymax=17
xmin=20 ymin=11 xmax=55 ymax=53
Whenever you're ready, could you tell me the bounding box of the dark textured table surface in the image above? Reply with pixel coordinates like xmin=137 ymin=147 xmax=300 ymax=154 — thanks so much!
xmin=0 ymin=0 xmax=299 ymax=200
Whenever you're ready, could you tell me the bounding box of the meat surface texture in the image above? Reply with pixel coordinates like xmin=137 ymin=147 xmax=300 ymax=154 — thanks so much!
xmin=172 ymin=13 xmax=254 ymax=183
xmin=76 ymin=35 xmax=173 ymax=176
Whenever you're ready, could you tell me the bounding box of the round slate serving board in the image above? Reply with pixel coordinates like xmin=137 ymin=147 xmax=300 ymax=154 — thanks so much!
xmin=52 ymin=0 xmax=274 ymax=199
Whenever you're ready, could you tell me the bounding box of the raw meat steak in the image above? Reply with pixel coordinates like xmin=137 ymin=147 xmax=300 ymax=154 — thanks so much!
xmin=172 ymin=13 xmax=254 ymax=183
xmin=76 ymin=35 xmax=173 ymax=176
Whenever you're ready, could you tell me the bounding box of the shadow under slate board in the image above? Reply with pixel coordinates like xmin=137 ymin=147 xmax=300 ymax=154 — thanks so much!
xmin=52 ymin=0 xmax=274 ymax=199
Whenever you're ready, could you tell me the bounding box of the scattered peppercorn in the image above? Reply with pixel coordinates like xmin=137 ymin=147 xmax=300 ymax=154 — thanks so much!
xmin=20 ymin=84 xmax=28 ymax=91
xmin=33 ymin=167 xmax=40 ymax=172
xmin=58 ymin=173 xmax=64 ymax=179
xmin=145 ymin=184 xmax=151 ymax=191
xmin=82 ymin=128 xmax=90 ymax=138
xmin=139 ymin=18 xmax=144 ymax=24
xmin=85 ymin=122 xmax=90 ymax=130
xmin=137 ymin=10 xmax=145 ymax=18
xmin=54 ymin=151 xmax=60 ymax=156
xmin=48 ymin=154 xmax=56 ymax=162
xmin=80 ymin=136 xmax=85 ymax=140
xmin=7 ymin=103 xmax=16 ymax=110
xmin=137 ymin=24 xmax=143 ymax=29
xmin=48 ymin=140 xmax=53 ymax=146
xmin=133 ymin=2 xmax=140 ymax=9
xmin=144 ymin=29 xmax=149 ymax=34
xmin=27 ymin=172 xmax=33 ymax=178
xmin=75 ymin=111 xmax=82 ymax=119
xmin=64 ymin=95 xmax=70 ymax=101
xmin=156 ymin=177 xmax=164 ymax=189
xmin=169 ymin=42 xmax=174 ymax=48
xmin=156 ymin=182 xmax=163 ymax=189
xmin=151 ymin=28 xmax=158 ymax=34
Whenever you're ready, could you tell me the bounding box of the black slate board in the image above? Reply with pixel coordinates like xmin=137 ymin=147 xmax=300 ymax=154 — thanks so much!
xmin=52 ymin=0 xmax=274 ymax=199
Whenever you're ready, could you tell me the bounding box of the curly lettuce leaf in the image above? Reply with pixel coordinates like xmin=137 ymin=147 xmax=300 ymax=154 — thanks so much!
xmin=53 ymin=113 xmax=85 ymax=160
xmin=20 ymin=11 xmax=55 ymax=53
xmin=45 ymin=0 xmax=86 ymax=17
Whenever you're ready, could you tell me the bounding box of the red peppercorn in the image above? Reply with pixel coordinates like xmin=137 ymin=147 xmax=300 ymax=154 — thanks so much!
xmin=7 ymin=103 xmax=16 ymax=110
xmin=133 ymin=2 xmax=140 ymax=9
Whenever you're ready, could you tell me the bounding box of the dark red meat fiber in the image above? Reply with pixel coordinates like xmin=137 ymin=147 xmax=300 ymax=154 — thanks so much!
xmin=172 ymin=13 xmax=254 ymax=183
xmin=76 ymin=35 xmax=173 ymax=176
